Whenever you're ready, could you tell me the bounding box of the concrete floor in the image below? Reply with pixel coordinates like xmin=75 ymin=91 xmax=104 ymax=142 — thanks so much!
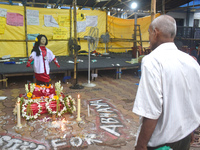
xmin=0 ymin=70 xmax=199 ymax=150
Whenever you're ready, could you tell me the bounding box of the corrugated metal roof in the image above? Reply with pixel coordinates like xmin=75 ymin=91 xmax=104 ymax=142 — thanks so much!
xmin=0 ymin=0 xmax=194 ymax=12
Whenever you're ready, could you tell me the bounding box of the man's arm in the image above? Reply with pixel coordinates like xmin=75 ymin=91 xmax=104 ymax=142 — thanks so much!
xmin=135 ymin=117 xmax=158 ymax=150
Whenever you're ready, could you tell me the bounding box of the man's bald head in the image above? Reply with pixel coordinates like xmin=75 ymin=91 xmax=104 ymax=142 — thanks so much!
xmin=150 ymin=15 xmax=177 ymax=39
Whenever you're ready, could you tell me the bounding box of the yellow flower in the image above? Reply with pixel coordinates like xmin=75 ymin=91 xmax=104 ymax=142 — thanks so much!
xmin=27 ymin=92 xmax=32 ymax=98
xmin=53 ymin=95 xmax=59 ymax=100
xmin=35 ymin=37 xmax=38 ymax=42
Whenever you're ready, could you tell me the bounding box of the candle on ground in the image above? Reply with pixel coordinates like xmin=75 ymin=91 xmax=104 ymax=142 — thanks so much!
xmin=17 ymin=102 xmax=22 ymax=128
xmin=76 ymin=94 xmax=82 ymax=121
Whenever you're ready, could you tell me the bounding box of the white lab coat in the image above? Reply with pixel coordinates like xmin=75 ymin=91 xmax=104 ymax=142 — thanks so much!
xmin=29 ymin=47 xmax=55 ymax=74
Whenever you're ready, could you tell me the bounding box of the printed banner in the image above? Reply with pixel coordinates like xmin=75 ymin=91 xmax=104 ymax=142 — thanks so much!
xmin=27 ymin=9 xmax=39 ymax=25
xmin=7 ymin=12 xmax=23 ymax=26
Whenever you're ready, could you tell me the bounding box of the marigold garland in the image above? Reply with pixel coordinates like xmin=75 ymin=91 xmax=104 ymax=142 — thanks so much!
xmin=27 ymin=92 xmax=32 ymax=98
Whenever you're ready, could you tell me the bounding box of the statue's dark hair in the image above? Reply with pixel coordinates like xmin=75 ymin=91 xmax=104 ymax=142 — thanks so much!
xmin=31 ymin=34 xmax=48 ymax=56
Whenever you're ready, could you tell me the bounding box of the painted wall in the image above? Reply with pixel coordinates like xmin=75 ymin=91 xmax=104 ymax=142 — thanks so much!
xmin=167 ymin=12 xmax=187 ymax=26
xmin=167 ymin=11 xmax=200 ymax=27
xmin=189 ymin=13 xmax=194 ymax=27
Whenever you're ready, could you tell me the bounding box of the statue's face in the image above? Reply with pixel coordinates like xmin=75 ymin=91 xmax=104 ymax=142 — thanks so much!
xmin=40 ymin=36 xmax=46 ymax=46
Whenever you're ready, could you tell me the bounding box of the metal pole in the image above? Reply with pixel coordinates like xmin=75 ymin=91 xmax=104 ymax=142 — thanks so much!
xmin=88 ymin=43 xmax=91 ymax=84
xmin=162 ymin=0 xmax=165 ymax=14
xmin=24 ymin=1 xmax=28 ymax=57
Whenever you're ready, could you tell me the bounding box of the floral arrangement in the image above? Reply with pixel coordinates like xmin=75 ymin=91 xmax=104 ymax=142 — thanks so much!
xmin=13 ymin=81 xmax=76 ymax=120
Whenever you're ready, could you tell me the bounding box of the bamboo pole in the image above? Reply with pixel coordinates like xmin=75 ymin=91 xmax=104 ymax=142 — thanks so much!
xmin=70 ymin=5 xmax=72 ymax=39
xmin=102 ymin=0 xmax=112 ymax=9
xmin=32 ymin=0 xmax=35 ymax=7
xmin=134 ymin=13 xmax=137 ymax=48
xmin=106 ymin=10 xmax=108 ymax=53
xmin=151 ymin=0 xmax=156 ymax=22
xmin=24 ymin=2 xmax=28 ymax=57
xmin=83 ymin=0 xmax=89 ymax=6
xmin=126 ymin=12 xmax=136 ymax=19
xmin=73 ymin=0 xmax=77 ymax=81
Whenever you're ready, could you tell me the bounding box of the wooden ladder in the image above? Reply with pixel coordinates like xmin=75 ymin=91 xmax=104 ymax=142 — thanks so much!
xmin=134 ymin=24 xmax=143 ymax=47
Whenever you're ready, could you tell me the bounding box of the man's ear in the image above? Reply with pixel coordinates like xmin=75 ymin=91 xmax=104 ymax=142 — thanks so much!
xmin=154 ymin=28 xmax=159 ymax=38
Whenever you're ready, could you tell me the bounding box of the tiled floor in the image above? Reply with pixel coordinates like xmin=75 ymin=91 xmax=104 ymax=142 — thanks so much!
xmin=0 ymin=70 xmax=199 ymax=150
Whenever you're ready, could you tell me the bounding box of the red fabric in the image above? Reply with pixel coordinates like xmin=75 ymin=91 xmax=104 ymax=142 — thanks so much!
xmin=32 ymin=86 xmax=56 ymax=97
xmin=35 ymin=73 xmax=50 ymax=83
xmin=26 ymin=101 xmax=64 ymax=115
xmin=29 ymin=103 xmax=40 ymax=115
xmin=35 ymin=46 xmax=49 ymax=82
xmin=40 ymin=102 xmax=48 ymax=114
xmin=48 ymin=100 xmax=64 ymax=112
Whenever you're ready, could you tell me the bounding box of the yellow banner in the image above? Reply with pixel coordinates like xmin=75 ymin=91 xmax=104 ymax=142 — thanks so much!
xmin=0 ymin=17 xmax=6 ymax=34
xmin=53 ymin=27 xmax=68 ymax=39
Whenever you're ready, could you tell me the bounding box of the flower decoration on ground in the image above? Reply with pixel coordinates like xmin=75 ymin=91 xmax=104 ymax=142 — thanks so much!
xmin=22 ymin=100 xmax=42 ymax=120
xmin=64 ymin=95 xmax=76 ymax=114
xmin=14 ymin=81 xmax=76 ymax=120
xmin=45 ymin=98 xmax=66 ymax=117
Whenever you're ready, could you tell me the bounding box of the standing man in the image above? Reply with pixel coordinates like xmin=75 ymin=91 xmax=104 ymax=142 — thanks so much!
xmin=132 ymin=15 xmax=200 ymax=150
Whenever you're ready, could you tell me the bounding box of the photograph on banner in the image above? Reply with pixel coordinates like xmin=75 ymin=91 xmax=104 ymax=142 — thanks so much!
xmin=44 ymin=15 xmax=59 ymax=27
xmin=7 ymin=12 xmax=23 ymax=26
xmin=58 ymin=15 xmax=70 ymax=27
xmin=77 ymin=12 xmax=85 ymax=21
xmin=53 ymin=27 xmax=68 ymax=39
xmin=27 ymin=9 xmax=39 ymax=25
xmin=0 ymin=8 xmax=7 ymax=18
xmin=86 ymin=16 xmax=98 ymax=27
xmin=0 ymin=17 xmax=6 ymax=34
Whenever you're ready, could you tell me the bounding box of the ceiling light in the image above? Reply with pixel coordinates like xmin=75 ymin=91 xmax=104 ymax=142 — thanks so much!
xmin=131 ymin=2 xmax=137 ymax=9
